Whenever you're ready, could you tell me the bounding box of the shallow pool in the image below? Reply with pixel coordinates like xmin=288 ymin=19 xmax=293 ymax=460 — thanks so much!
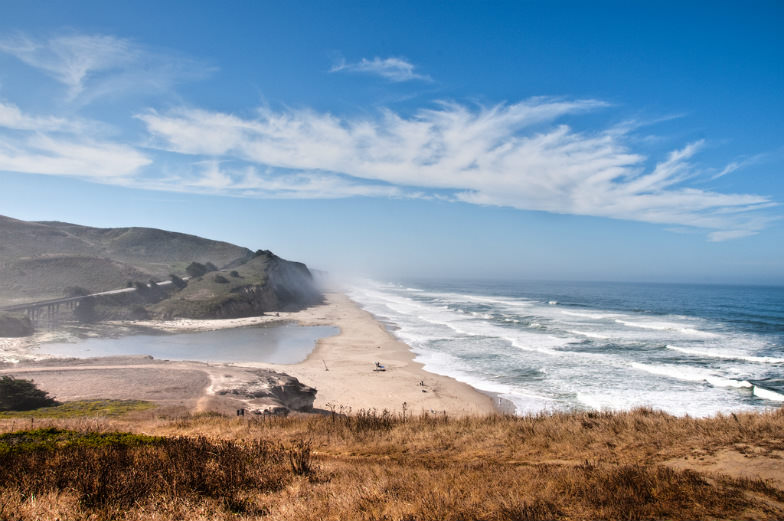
xmin=38 ymin=324 xmax=339 ymax=364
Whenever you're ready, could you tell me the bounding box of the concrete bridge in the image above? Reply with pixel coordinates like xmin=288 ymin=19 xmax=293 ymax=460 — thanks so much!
xmin=0 ymin=287 xmax=137 ymax=329
xmin=1 ymin=296 xmax=85 ymax=329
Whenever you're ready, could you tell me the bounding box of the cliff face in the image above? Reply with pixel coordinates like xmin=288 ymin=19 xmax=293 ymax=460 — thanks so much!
xmin=150 ymin=251 xmax=322 ymax=319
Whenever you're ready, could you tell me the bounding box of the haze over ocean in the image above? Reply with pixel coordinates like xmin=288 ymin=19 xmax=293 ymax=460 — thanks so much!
xmin=349 ymin=280 xmax=784 ymax=416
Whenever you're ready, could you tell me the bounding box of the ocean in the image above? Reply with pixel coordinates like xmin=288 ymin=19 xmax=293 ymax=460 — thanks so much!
xmin=348 ymin=280 xmax=784 ymax=417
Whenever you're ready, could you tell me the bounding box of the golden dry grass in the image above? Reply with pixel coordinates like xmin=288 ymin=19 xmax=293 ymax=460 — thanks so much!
xmin=1 ymin=406 xmax=783 ymax=520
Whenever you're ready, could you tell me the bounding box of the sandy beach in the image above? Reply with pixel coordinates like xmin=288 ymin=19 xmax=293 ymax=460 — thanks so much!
xmin=247 ymin=292 xmax=497 ymax=415
xmin=1 ymin=293 xmax=496 ymax=416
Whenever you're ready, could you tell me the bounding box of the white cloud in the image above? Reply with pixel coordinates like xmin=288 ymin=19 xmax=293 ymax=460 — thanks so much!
xmin=0 ymin=134 xmax=150 ymax=178
xmin=0 ymin=33 xmax=212 ymax=102
xmin=0 ymin=99 xmax=150 ymax=179
xmin=151 ymin=161 xmax=408 ymax=200
xmin=709 ymin=153 xmax=767 ymax=180
xmin=0 ymin=101 xmax=69 ymax=131
xmin=708 ymin=229 xmax=759 ymax=242
xmin=331 ymin=56 xmax=430 ymax=82
xmin=136 ymin=98 xmax=775 ymax=240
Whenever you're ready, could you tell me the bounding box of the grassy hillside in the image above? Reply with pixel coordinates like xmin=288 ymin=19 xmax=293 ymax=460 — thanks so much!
xmin=0 ymin=215 xmax=261 ymax=307
xmin=0 ymin=255 xmax=151 ymax=304
xmin=39 ymin=221 xmax=252 ymax=272
xmin=1 ymin=407 xmax=782 ymax=520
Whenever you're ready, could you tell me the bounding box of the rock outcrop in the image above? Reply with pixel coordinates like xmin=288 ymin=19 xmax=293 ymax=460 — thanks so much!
xmin=215 ymin=370 xmax=317 ymax=414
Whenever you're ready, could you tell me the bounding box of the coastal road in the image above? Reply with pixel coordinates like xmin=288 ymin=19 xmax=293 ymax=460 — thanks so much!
xmin=0 ymin=277 xmax=186 ymax=313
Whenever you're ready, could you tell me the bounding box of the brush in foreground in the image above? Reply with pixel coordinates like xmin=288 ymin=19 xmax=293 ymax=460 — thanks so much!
xmin=0 ymin=407 xmax=782 ymax=520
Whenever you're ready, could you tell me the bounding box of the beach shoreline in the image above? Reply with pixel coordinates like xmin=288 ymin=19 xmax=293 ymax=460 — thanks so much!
xmin=0 ymin=292 xmax=498 ymax=416
xmin=235 ymin=292 xmax=498 ymax=416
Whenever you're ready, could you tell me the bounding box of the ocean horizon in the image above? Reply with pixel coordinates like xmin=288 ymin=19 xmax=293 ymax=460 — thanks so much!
xmin=348 ymin=279 xmax=784 ymax=417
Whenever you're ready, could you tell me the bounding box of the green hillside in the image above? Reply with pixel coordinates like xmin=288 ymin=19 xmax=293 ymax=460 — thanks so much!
xmin=0 ymin=216 xmax=319 ymax=315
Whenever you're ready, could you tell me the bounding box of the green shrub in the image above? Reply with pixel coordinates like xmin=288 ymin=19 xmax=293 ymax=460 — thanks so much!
xmin=0 ymin=376 xmax=59 ymax=412
xmin=186 ymin=262 xmax=207 ymax=277
xmin=0 ymin=399 xmax=154 ymax=419
xmin=63 ymin=286 xmax=90 ymax=297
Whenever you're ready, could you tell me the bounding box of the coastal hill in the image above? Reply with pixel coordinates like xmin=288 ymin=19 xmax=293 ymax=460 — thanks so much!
xmin=0 ymin=215 xmax=321 ymax=319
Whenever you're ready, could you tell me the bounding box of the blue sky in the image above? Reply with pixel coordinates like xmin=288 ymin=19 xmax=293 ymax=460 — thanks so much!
xmin=0 ymin=1 xmax=782 ymax=284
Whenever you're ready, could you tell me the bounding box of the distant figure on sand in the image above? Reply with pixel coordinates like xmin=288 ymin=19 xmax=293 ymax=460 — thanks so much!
xmin=374 ymin=361 xmax=386 ymax=371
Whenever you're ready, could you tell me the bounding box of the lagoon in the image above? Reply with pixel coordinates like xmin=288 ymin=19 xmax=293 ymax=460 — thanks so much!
xmin=38 ymin=324 xmax=339 ymax=364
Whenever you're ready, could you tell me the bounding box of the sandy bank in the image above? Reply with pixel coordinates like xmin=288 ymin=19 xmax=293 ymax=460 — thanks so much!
xmin=1 ymin=293 xmax=495 ymax=416
xmin=245 ymin=293 xmax=497 ymax=416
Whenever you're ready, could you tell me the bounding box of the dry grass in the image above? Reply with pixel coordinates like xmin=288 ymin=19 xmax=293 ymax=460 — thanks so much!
xmin=1 ymin=407 xmax=783 ymax=520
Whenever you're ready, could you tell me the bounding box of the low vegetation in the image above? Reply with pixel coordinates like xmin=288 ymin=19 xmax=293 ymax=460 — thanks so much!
xmin=1 ymin=407 xmax=782 ymax=520
xmin=0 ymin=399 xmax=154 ymax=419
xmin=0 ymin=376 xmax=58 ymax=412
xmin=0 ymin=429 xmax=283 ymax=517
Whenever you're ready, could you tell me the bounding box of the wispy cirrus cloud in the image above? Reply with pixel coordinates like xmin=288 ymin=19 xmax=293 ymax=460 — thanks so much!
xmin=136 ymin=97 xmax=776 ymax=240
xmin=0 ymin=32 xmax=201 ymax=180
xmin=0 ymin=101 xmax=70 ymax=131
xmin=0 ymin=133 xmax=150 ymax=178
xmin=330 ymin=56 xmax=431 ymax=82
xmin=0 ymin=32 xmax=213 ymax=102
xmin=0 ymin=102 xmax=150 ymax=179
xmin=147 ymin=161 xmax=410 ymax=200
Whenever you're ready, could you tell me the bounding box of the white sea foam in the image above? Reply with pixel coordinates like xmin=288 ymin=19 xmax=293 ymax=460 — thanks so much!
xmin=567 ymin=330 xmax=610 ymax=339
xmin=615 ymin=319 xmax=719 ymax=337
xmin=630 ymin=362 xmax=752 ymax=388
xmin=752 ymin=386 xmax=784 ymax=402
xmin=561 ymin=310 xmax=618 ymax=320
xmin=666 ymin=344 xmax=784 ymax=364
xmin=576 ymin=392 xmax=638 ymax=412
